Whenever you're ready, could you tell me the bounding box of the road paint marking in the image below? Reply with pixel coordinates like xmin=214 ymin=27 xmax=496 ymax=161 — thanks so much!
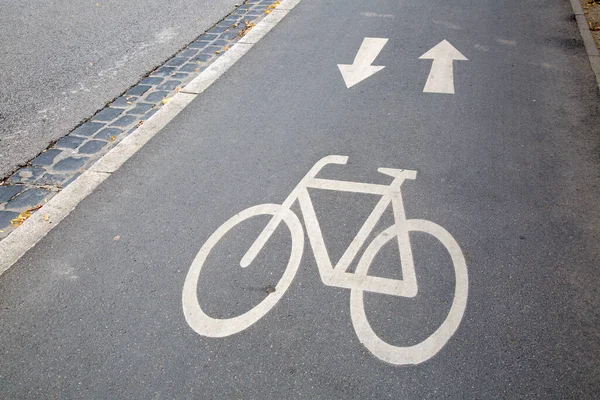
xmin=419 ymin=39 xmax=468 ymax=94
xmin=350 ymin=219 xmax=468 ymax=365
xmin=432 ymin=20 xmax=462 ymax=30
xmin=0 ymin=0 xmax=303 ymax=277
xmin=360 ymin=12 xmax=395 ymax=19
xmin=495 ymin=38 xmax=517 ymax=46
xmin=183 ymin=155 xmax=468 ymax=365
xmin=338 ymin=38 xmax=389 ymax=88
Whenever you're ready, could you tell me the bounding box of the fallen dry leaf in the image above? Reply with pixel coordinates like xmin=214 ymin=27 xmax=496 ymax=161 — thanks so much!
xmin=11 ymin=212 xmax=30 ymax=226
xmin=238 ymin=20 xmax=256 ymax=37
xmin=113 ymin=235 xmax=120 ymax=241
xmin=43 ymin=214 xmax=49 ymax=222
xmin=10 ymin=205 xmax=43 ymax=227
xmin=137 ymin=120 xmax=144 ymax=127
xmin=161 ymin=97 xmax=172 ymax=105
xmin=109 ymin=135 xmax=117 ymax=142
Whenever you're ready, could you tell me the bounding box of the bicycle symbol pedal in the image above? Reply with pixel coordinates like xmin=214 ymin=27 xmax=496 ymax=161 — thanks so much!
xmin=183 ymin=155 xmax=468 ymax=365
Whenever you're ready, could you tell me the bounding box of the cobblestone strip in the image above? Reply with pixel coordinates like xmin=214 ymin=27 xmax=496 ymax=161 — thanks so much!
xmin=0 ymin=0 xmax=282 ymax=240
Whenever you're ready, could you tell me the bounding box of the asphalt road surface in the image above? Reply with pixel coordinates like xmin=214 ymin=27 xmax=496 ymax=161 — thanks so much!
xmin=0 ymin=0 xmax=236 ymax=178
xmin=2 ymin=0 xmax=600 ymax=398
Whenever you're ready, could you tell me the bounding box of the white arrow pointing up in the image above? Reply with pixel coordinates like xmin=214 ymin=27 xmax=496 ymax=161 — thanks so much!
xmin=338 ymin=37 xmax=389 ymax=88
xmin=419 ymin=40 xmax=468 ymax=94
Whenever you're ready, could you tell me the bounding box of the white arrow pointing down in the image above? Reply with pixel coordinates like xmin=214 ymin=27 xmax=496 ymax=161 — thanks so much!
xmin=338 ymin=37 xmax=389 ymax=88
xmin=419 ymin=40 xmax=468 ymax=94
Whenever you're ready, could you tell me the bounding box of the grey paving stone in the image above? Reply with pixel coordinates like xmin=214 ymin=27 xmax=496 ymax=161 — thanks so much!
xmin=9 ymin=167 xmax=45 ymax=184
xmin=6 ymin=188 xmax=50 ymax=210
xmin=188 ymin=41 xmax=208 ymax=49
xmin=179 ymin=63 xmax=202 ymax=73
xmin=219 ymin=31 xmax=239 ymax=40
xmin=111 ymin=96 xmax=137 ymax=108
xmin=94 ymin=128 xmax=123 ymax=140
xmin=93 ymin=107 xmax=123 ymax=122
xmin=217 ymin=17 xmax=239 ymax=27
xmin=71 ymin=121 xmax=105 ymax=136
xmin=238 ymin=20 xmax=254 ymax=28
xmin=64 ymin=172 xmax=81 ymax=186
xmin=165 ymin=57 xmax=187 ymax=67
xmin=140 ymin=77 xmax=164 ymax=86
xmin=126 ymin=85 xmax=152 ymax=97
xmin=0 ymin=211 xmax=19 ymax=230
xmin=56 ymin=136 xmax=85 ymax=149
xmin=142 ymin=109 xmax=158 ymax=120
xmin=202 ymin=46 xmax=223 ymax=55
xmin=111 ymin=115 xmax=138 ymax=127
xmin=244 ymin=15 xmax=261 ymax=23
xmin=37 ymin=173 xmax=69 ymax=186
xmin=152 ymin=67 xmax=177 ymax=77
xmin=192 ymin=53 xmax=213 ymax=63
xmin=53 ymin=157 xmax=87 ymax=172
xmin=212 ymin=40 xmax=229 ymax=47
xmin=156 ymin=80 xmax=182 ymax=91
xmin=0 ymin=185 xmax=23 ymax=203
xmin=78 ymin=140 xmax=107 ymax=154
xmin=197 ymin=33 xmax=218 ymax=42
xmin=31 ymin=149 xmax=62 ymax=166
xmin=178 ymin=49 xmax=198 ymax=58
xmin=127 ymin=103 xmax=154 ymax=115
xmin=145 ymin=91 xmax=170 ymax=102
xmin=171 ymin=73 xmax=189 ymax=80
xmin=207 ymin=26 xmax=228 ymax=34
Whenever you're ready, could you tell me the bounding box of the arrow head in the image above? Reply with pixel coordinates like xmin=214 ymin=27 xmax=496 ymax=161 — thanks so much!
xmin=419 ymin=40 xmax=468 ymax=61
xmin=337 ymin=64 xmax=385 ymax=88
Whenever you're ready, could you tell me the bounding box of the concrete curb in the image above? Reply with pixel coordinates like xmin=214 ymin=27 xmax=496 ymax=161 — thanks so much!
xmin=0 ymin=0 xmax=302 ymax=277
xmin=570 ymin=0 xmax=600 ymax=90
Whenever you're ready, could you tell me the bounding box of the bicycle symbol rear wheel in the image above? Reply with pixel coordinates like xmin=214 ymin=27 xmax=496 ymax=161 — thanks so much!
xmin=182 ymin=204 xmax=304 ymax=337
xmin=350 ymin=219 xmax=469 ymax=365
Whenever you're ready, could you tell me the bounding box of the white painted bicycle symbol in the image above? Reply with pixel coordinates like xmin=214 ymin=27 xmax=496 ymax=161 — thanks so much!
xmin=183 ymin=155 xmax=468 ymax=365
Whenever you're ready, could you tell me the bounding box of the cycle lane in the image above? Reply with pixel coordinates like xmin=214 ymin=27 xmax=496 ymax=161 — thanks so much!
xmin=1 ymin=0 xmax=600 ymax=397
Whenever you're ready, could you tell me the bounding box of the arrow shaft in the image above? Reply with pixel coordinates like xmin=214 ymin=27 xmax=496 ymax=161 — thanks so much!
xmin=423 ymin=58 xmax=455 ymax=94
xmin=352 ymin=38 xmax=388 ymax=67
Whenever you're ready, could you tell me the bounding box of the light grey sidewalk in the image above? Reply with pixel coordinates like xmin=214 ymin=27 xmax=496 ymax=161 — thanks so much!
xmin=0 ymin=0 xmax=236 ymax=178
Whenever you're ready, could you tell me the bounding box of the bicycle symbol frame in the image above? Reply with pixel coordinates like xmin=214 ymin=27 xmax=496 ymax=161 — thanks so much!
xmin=183 ymin=155 xmax=468 ymax=365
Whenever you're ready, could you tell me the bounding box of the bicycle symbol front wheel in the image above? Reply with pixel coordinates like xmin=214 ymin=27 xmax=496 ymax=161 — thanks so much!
xmin=182 ymin=204 xmax=304 ymax=337
xmin=350 ymin=219 xmax=469 ymax=365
